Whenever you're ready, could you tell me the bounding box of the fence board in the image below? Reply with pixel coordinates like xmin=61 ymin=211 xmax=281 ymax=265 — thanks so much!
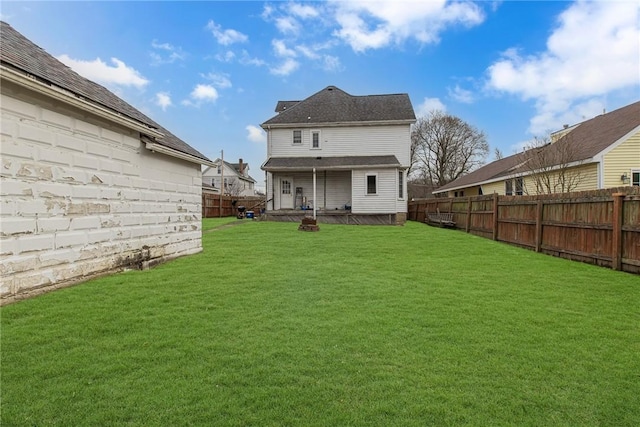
xmin=408 ymin=186 xmax=640 ymax=274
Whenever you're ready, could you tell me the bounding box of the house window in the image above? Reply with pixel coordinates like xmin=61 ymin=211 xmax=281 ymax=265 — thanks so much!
xmin=217 ymin=166 xmax=221 ymax=174
xmin=633 ymin=171 xmax=640 ymax=186
xmin=366 ymin=174 xmax=377 ymax=195
xmin=293 ymin=130 xmax=302 ymax=145
xmin=454 ymin=191 xmax=464 ymax=197
xmin=282 ymin=180 xmax=291 ymax=194
xmin=211 ymin=178 xmax=216 ymax=187
xmin=478 ymin=187 xmax=483 ymax=195
xmin=398 ymin=170 xmax=404 ymax=199
xmin=505 ymin=180 xmax=513 ymax=196
xmin=515 ymin=177 xmax=524 ymax=195
xmin=311 ymin=130 xmax=320 ymax=149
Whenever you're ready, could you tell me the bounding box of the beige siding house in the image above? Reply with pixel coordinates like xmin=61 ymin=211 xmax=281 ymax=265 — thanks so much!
xmin=434 ymin=101 xmax=640 ymax=197
xmin=261 ymin=86 xmax=416 ymax=224
xmin=0 ymin=22 xmax=213 ymax=303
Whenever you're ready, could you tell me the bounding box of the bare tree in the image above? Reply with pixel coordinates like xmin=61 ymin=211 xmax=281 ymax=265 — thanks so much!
xmin=224 ymin=178 xmax=245 ymax=196
xmin=411 ymin=110 xmax=489 ymax=187
xmin=493 ymin=147 xmax=504 ymax=161
xmin=517 ymin=132 xmax=583 ymax=194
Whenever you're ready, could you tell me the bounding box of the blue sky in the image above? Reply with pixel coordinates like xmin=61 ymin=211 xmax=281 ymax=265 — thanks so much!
xmin=3 ymin=1 xmax=639 ymax=190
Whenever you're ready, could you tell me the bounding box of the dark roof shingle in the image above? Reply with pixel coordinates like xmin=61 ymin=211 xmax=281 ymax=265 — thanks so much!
xmin=262 ymin=155 xmax=401 ymax=171
xmin=262 ymin=86 xmax=416 ymax=126
xmin=0 ymin=21 xmax=210 ymax=163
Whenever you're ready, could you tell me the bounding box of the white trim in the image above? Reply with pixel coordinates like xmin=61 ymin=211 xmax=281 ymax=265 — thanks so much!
xmin=365 ymin=172 xmax=378 ymax=195
xmin=262 ymin=119 xmax=415 ymax=130
xmin=310 ymin=129 xmax=321 ymax=150
xmin=145 ymin=142 xmax=215 ymax=167
xmin=594 ymin=125 xmax=640 ymax=160
xmin=1 ymin=66 xmax=164 ymax=139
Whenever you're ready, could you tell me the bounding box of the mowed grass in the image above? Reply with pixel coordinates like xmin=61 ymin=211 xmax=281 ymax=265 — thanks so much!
xmin=2 ymin=221 xmax=639 ymax=426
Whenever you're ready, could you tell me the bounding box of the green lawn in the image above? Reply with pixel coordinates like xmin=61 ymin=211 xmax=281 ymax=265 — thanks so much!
xmin=2 ymin=221 xmax=639 ymax=426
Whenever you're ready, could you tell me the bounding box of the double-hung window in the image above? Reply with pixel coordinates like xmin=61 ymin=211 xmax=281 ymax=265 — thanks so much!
xmin=366 ymin=174 xmax=377 ymax=195
xmin=505 ymin=179 xmax=513 ymax=196
xmin=311 ymin=130 xmax=320 ymax=149
xmin=515 ymin=177 xmax=524 ymax=195
xmin=293 ymin=130 xmax=302 ymax=145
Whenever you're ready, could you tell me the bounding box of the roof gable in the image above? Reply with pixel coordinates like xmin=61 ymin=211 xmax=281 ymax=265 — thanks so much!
xmin=434 ymin=100 xmax=640 ymax=193
xmin=0 ymin=21 xmax=210 ymax=163
xmin=262 ymin=85 xmax=416 ymax=126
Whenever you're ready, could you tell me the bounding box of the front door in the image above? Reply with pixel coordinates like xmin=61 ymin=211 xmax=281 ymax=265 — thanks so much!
xmin=279 ymin=177 xmax=294 ymax=209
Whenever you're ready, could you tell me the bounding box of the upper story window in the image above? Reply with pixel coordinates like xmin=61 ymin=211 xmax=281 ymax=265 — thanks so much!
xmin=366 ymin=174 xmax=377 ymax=195
xmin=311 ymin=130 xmax=320 ymax=149
xmin=293 ymin=130 xmax=302 ymax=145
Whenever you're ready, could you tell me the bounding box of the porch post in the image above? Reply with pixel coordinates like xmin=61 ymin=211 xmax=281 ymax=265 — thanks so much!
xmin=313 ymin=167 xmax=317 ymax=220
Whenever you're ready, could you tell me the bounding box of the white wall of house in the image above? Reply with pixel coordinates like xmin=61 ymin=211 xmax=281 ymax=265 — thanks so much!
xmin=351 ymin=169 xmax=401 ymax=214
xmin=267 ymin=125 xmax=411 ymax=166
xmin=202 ymin=162 xmax=255 ymax=196
xmin=0 ymin=82 xmax=202 ymax=302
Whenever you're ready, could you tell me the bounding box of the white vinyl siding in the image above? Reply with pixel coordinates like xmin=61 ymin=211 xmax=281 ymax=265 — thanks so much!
xmin=352 ymin=169 xmax=397 ymax=214
xmin=268 ymin=125 xmax=411 ymax=166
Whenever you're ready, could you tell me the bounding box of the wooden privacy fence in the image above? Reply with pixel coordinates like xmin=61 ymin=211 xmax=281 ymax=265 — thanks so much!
xmin=408 ymin=187 xmax=640 ymax=274
xmin=202 ymin=194 xmax=265 ymax=218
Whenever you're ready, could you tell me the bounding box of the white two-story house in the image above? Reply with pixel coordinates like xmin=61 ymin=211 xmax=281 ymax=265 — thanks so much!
xmin=260 ymin=86 xmax=416 ymax=224
xmin=202 ymin=158 xmax=257 ymax=196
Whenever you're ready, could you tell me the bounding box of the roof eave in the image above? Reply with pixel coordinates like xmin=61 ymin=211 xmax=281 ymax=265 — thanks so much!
xmin=0 ymin=65 xmax=164 ymax=139
xmin=261 ymin=119 xmax=415 ymax=130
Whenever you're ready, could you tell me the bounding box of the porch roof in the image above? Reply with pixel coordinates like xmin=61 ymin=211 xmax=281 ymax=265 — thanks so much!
xmin=262 ymin=155 xmax=401 ymax=171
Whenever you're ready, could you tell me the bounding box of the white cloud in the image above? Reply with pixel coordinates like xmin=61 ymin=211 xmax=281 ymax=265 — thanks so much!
xmin=246 ymin=125 xmax=266 ymax=143
xmin=183 ymin=84 xmax=218 ymax=106
xmin=272 ymin=39 xmax=297 ymax=57
xmin=215 ymin=51 xmax=236 ymax=63
xmin=486 ymin=1 xmax=640 ymax=134
xmin=322 ymin=55 xmax=342 ymax=72
xmin=276 ymin=16 xmax=300 ymax=35
xmin=330 ymin=0 xmax=485 ymax=52
xmin=57 ymin=55 xmax=149 ymax=88
xmin=289 ymin=3 xmax=320 ymax=19
xmin=150 ymin=40 xmax=186 ymax=65
xmin=204 ymin=72 xmax=232 ymax=89
xmin=270 ymin=58 xmax=300 ymax=76
xmin=206 ymin=20 xmax=248 ymax=45
xmin=155 ymin=92 xmax=172 ymax=111
xmin=240 ymin=50 xmax=266 ymax=67
xmin=416 ymin=97 xmax=446 ymax=117
xmin=448 ymin=85 xmax=474 ymax=104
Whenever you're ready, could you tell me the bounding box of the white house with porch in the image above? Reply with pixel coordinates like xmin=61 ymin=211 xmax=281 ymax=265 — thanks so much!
xmin=260 ymin=86 xmax=416 ymax=224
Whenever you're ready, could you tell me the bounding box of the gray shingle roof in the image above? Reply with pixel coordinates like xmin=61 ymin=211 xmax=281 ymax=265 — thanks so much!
xmin=434 ymin=100 xmax=640 ymax=193
xmin=262 ymin=86 xmax=416 ymax=126
xmin=262 ymin=155 xmax=401 ymax=171
xmin=0 ymin=21 xmax=210 ymax=163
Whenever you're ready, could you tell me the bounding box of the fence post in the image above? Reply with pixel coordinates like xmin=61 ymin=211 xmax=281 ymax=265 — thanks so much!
xmin=466 ymin=196 xmax=472 ymax=233
xmin=535 ymin=200 xmax=543 ymax=252
xmin=492 ymin=193 xmax=499 ymax=241
xmin=612 ymin=193 xmax=624 ymax=271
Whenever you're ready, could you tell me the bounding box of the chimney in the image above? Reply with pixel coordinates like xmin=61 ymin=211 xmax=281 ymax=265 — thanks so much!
xmin=238 ymin=158 xmax=244 ymax=175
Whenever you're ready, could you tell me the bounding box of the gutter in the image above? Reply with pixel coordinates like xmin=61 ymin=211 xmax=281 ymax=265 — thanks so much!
xmin=145 ymin=142 xmax=216 ymax=167
xmin=260 ymin=119 xmax=415 ymax=130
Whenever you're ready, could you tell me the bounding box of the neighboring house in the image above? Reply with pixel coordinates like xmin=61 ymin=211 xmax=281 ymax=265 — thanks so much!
xmin=433 ymin=101 xmax=640 ymax=197
xmin=0 ymin=22 xmax=213 ymax=303
xmin=202 ymin=158 xmax=257 ymax=196
xmin=260 ymin=85 xmax=416 ymax=224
